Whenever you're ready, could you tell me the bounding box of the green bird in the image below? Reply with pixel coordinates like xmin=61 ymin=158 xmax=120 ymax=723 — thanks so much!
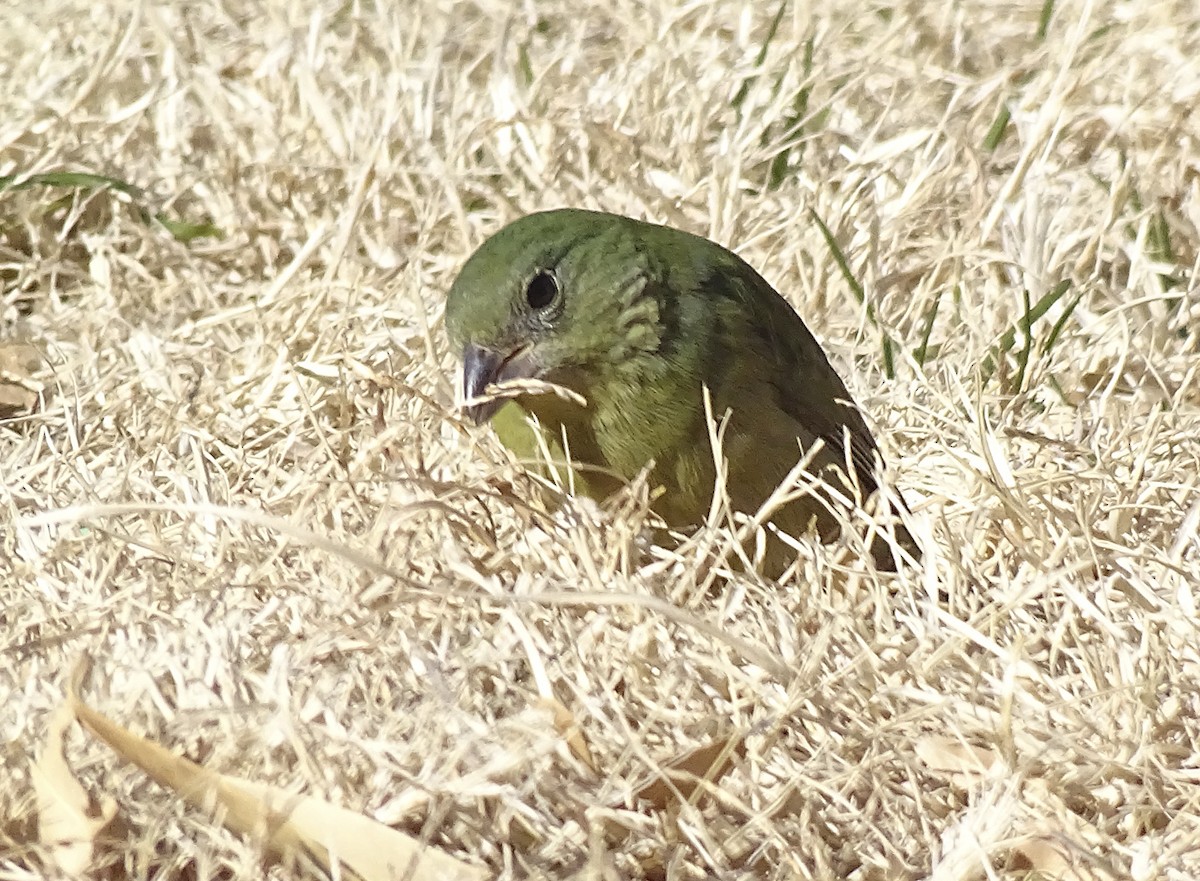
xmin=444 ymin=209 xmax=918 ymax=572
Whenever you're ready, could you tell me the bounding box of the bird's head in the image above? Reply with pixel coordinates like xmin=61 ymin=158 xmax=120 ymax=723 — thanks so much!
xmin=444 ymin=209 xmax=668 ymax=424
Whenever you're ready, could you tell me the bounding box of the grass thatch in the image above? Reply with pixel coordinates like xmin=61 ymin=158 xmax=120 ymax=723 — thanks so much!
xmin=3 ymin=0 xmax=1198 ymax=878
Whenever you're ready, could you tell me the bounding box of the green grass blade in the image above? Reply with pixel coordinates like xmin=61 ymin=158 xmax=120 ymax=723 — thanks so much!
xmin=731 ymin=1 xmax=788 ymax=112
xmin=983 ymin=0 xmax=1054 ymax=151
xmin=980 ymin=280 xmax=1071 ymax=386
xmin=1013 ymin=287 xmax=1034 ymax=393
xmin=0 ymin=170 xmax=223 ymax=242
xmin=810 ymin=207 xmax=896 ymax=379
xmin=1036 ymin=0 xmax=1056 ymax=40
xmin=766 ymin=35 xmax=816 ymax=191
xmin=913 ymin=287 xmax=944 ymax=367
xmin=1038 ymin=285 xmax=1086 ymax=357
xmin=983 ymin=104 xmax=1011 ymax=152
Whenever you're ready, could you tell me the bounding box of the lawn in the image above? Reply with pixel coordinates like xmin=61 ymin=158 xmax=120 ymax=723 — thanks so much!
xmin=2 ymin=1 xmax=1198 ymax=878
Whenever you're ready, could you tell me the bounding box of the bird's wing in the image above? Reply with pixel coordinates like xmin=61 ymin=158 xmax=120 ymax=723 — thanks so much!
xmin=703 ymin=259 xmax=885 ymax=497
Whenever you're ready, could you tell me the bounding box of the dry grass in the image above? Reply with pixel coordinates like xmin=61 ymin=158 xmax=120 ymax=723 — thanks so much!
xmin=3 ymin=0 xmax=1199 ymax=878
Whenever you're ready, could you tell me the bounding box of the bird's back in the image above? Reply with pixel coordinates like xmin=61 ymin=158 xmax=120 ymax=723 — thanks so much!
xmin=632 ymin=224 xmax=913 ymax=569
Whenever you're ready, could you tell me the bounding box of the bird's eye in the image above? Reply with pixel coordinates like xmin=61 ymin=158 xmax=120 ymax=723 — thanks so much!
xmin=525 ymin=270 xmax=559 ymax=310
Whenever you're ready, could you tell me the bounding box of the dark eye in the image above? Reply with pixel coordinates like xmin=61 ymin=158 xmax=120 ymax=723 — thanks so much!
xmin=525 ymin=270 xmax=559 ymax=310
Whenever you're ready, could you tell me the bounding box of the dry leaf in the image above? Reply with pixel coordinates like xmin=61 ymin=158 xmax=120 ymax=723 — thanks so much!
xmin=32 ymin=700 xmax=117 ymax=875
xmin=1009 ymin=780 xmax=1117 ymax=881
xmin=70 ymin=692 xmax=488 ymax=881
xmin=293 ymin=359 xmax=341 ymax=381
xmin=1009 ymin=833 xmax=1106 ymax=881
xmin=633 ymin=733 xmax=746 ymax=811
xmin=538 ymin=697 xmax=597 ymax=773
xmin=930 ymin=763 xmax=1118 ymax=881
xmin=0 ymin=341 xmax=42 ymax=417
xmin=915 ymin=736 xmax=1004 ymax=788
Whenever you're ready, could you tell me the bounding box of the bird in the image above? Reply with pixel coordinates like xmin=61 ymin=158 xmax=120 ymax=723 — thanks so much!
xmin=444 ymin=208 xmax=919 ymax=573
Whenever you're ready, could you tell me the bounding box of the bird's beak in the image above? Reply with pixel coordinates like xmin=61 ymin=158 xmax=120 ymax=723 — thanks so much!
xmin=461 ymin=343 xmax=539 ymax=424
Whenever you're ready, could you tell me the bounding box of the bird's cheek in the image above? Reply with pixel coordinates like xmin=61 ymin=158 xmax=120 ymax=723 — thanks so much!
xmin=532 ymin=349 xmax=584 ymax=392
